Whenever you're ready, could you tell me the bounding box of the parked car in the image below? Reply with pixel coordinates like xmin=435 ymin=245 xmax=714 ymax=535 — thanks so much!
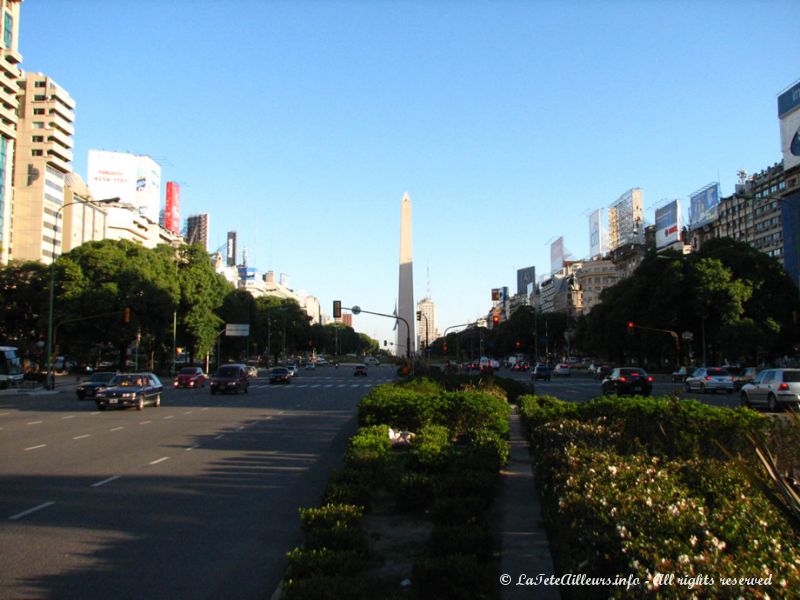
xmin=593 ymin=365 xmax=611 ymax=380
xmin=553 ymin=363 xmax=571 ymax=377
xmin=601 ymin=367 xmax=653 ymax=396
xmin=740 ymin=368 xmax=800 ymax=411
xmin=531 ymin=363 xmax=551 ymax=381
xmin=173 ymin=366 xmax=207 ymax=389
xmin=684 ymin=367 xmax=734 ymax=394
xmin=210 ymin=363 xmax=249 ymax=394
xmin=512 ymin=362 xmax=529 ymax=372
xmin=76 ymin=371 xmax=116 ymax=400
xmin=354 ymin=365 xmax=368 ymax=376
xmin=671 ymin=366 xmax=689 ymax=382
xmin=95 ymin=373 xmax=163 ymax=411
xmin=730 ymin=366 xmax=757 ymax=390
xmin=269 ymin=367 xmax=292 ymax=384
xmin=364 ymin=357 xmax=380 ymax=366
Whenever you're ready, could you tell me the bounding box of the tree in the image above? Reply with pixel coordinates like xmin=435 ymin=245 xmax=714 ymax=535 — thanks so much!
xmin=0 ymin=261 xmax=49 ymax=361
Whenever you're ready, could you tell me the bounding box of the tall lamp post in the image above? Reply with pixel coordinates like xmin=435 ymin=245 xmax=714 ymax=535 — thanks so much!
xmin=46 ymin=197 xmax=119 ymax=389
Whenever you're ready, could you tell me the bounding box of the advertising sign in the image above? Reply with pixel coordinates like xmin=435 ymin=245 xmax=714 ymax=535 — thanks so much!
xmin=689 ymin=183 xmax=720 ymax=229
xmin=226 ymin=231 xmax=237 ymax=267
xmin=165 ymin=182 xmax=180 ymax=235
xmin=550 ymin=237 xmax=564 ymax=274
xmin=87 ymin=150 xmax=161 ymax=221
xmin=491 ymin=288 xmax=501 ymax=301
xmin=655 ymin=200 xmax=681 ymax=249
xmin=516 ymin=266 xmax=536 ymax=296
xmin=589 ymin=209 xmax=606 ymax=257
xmin=779 ymin=81 xmax=800 ymax=171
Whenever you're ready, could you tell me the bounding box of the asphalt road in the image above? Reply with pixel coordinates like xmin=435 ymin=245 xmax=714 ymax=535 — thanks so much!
xmin=0 ymin=365 xmax=395 ymax=600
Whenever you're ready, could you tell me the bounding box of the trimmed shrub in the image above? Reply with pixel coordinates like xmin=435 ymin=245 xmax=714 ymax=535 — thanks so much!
xmin=429 ymin=523 xmax=493 ymax=563
xmin=282 ymin=574 xmax=369 ymax=600
xmin=393 ymin=471 xmax=437 ymax=512
xmin=299 ymin=503 xmax=368 ymax=553
xmin=285 ymin=547 xmax=369 ymax=579
xmin=412 ymin=553 xmax=493 ymax=600
xmin=409 ymin=424 xmax=451 ymax=472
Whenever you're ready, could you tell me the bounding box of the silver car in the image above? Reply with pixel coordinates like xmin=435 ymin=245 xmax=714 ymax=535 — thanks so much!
xmin=684 ymin=367 xmax=734 ymax=394
xmin=740 ymin=368 xmax=800 ymax=411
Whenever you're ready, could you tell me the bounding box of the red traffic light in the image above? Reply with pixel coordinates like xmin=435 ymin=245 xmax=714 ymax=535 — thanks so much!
xmin=627 ymin=321 xmax=635 ymax=329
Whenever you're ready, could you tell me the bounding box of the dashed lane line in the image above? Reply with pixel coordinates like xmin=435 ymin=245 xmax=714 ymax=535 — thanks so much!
xmin=72 ymin=434 xmax=91 ymax=440
xmin=90 ymin=475 xmax=120 ymax=488
xmin=24 ymin=444 xmax=47 ymax=451
xmin=149 ymin=456 xmax=170 ymax=465
xmin=9 ymin=501 xmax=56 ymax=521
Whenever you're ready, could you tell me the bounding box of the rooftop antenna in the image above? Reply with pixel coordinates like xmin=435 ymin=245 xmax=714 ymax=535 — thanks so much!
xmin=426 ymin=263 xmax=431 ymax=300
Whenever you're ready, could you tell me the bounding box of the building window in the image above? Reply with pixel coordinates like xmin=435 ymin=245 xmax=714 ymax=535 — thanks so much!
xmin=33 ymin=108 xmax=45 ymax=115
xmin=31 ymin=149 xmax=43 ymax=156
xmin=32 ymin=135 xmax=43 ymax=142
xmin=34 ymin=94 xmax=47 ymax=102
xmin=3 ymin=12 xmax=11 ymax=49
xmin=34 ymin=80 xmax=46 ymax=88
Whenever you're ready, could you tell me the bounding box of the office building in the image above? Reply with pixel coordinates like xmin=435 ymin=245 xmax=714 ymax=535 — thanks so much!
xmin=185 ymin=213 xmax=209 ymax=251
xmin=417 ymin=297 xmax=437 ymax=350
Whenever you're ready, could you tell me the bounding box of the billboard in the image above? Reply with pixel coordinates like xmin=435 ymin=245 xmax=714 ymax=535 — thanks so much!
xmin=689 ymin=183 xmax=720 ymax=229
xmin=516 ymin=266 xmax=536 ymax=296
xmin=588 ymin=209 xmax=607 ymax=257
xmin=778 ymin=80 xmax=800 ymax=171
xmin=165 ymin=182 xmax=180 ymax=234
xmin=87 ymin=150 xmax=161 ymax=222
xmin=655 ymin=200 xmax=681 ymax=249
xmin=608 ymin=188 xmax=644 ymax=250
xmin=226 ymin=231 xmax=237 ymax=267
xmin=550 ymin=237 xmax=564 ymax=274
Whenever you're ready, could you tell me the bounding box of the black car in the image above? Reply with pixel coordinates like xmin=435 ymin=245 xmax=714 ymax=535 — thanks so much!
xmin=531 ymin=364 xmax=551 ymax=381
xmin=354 ymin=365 xmax=368 ymax=376
xmin=95 ymin=373 xmax=164 ymax=410
xmin=601 ymin=368 xmax=653 ymax=396
xmin=210 ymin=364 xmax=249 ymax=394
xmin=269 ymin=367 xmax=291 ymax=384
xmin=76 ymin=371 xmax=116 ymax=400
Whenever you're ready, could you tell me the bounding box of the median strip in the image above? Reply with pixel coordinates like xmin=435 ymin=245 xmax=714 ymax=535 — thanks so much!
xmin=9 ymin=501 xmax=55 ymax=521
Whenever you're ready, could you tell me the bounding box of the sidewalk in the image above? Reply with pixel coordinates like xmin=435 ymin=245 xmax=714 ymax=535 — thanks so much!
xmin=498 ymin=408 xmax=559 ymax=599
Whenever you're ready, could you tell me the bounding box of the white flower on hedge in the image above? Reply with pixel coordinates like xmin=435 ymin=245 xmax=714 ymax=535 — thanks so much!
xmin=689 ymin=535 xmax=698 ymax=547
xmin=678 ymin=554 xmax=690 ymax=565
xmin=616 ymin=524 xmax=628 ymax=539
xmin=608 ymin=465 xmax=618 ymax=476
xmin=646 ymin=497 xmax=653 ymax=508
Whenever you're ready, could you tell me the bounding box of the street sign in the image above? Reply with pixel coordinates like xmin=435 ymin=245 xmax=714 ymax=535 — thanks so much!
xmin=225 ymin=323 xmax=250 ymax=337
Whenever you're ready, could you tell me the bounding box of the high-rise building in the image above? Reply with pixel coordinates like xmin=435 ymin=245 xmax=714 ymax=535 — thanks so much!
xmin=61 ymin=172 xmax=108 ymax=254
xmin=397 ymin=193 xmax=415 ymax=357
xmin=12 ymin=72 xmax=75 ymax=263
xmin=0 ymin=0 xmax=21 ymax=265
xmin=185 ymin=213 xmax=209 ymax=251
xmin=416 ymin=297 xmax=437 ymax=350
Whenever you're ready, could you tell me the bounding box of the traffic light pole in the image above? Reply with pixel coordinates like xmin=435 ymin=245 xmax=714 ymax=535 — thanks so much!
xmin=627 ymin=322 xmax=681 ymax=364
xmin=341 ymin=304 xmax=413 ymax=375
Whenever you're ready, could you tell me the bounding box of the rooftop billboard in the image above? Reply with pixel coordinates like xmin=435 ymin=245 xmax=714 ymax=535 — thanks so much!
xmin=655 ymin=200 xmax=681 ymax=249
xmin=689 ymin=183 xmax=720 ymax=229
xmin=516 ymin=266 xmax=536 ymax=296
xmin=779 ymin=80 xmax=800 ymax=171
xmin=589 ymin=208 xmax=607 ymax=257
xmin=550 ymin=236 xmax=564 ymax=274
xmin=87 ymin=150 xmax=161 ymax=222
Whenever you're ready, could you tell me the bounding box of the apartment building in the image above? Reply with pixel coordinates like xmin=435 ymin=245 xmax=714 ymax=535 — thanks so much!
xmin=12 ymin=72 xmax=75 ymax=263
xmin=0 ymin=0 xmax=21 ymax=264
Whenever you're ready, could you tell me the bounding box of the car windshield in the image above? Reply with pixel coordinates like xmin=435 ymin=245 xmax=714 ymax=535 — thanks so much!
xmin=216 ymin=367 xmax=240 ymax=377
xmin=111 ymin=375 xmax=145 ymax=386
xmin=707 ymin=369 xmax=729 ymax=377
xmin=90 ymin=372 xmax=115 ymax=382
xmin=272 ymin=368 xmax=288 ymax=374
xmin=620 ymin=369 xmax=646 ymax=377
xmin=179 ymin=367 xmax=198 ymax=375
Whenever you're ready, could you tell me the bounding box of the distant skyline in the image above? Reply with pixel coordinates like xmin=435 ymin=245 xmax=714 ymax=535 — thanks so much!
xmin=19 ymin=1 xmax=799 ymax=345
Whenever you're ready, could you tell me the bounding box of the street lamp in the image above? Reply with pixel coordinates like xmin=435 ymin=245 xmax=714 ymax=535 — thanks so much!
xmin=46 ymin=197 xmax=119 ymax=389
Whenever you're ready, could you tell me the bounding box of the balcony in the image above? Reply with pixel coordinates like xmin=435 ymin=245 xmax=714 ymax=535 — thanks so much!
xmin=47 ymin=112 xmax=74 ymax=136
xmin=46 ymin=126 xmax=72 ymax=150
xmin=48 ymin=98 xmax=75 ymax=122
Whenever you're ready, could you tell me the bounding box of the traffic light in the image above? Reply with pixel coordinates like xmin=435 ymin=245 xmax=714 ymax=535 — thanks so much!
xmin=123 ymin=307 xmax=131 ymax=323
xmin=416 ymin=311 xmax=421 ymax=321
xmin=333 ymin=300 xmax=341 ymax=319
xmin=515 ymin=340 xmax=521 ymax=349
xmin=443 ymin=342 xmax=448 ymax=353
xmin=492 ymin=313 xmax=500 ymax=326
xmin=626 ymin=321 xmax=635 ymax=333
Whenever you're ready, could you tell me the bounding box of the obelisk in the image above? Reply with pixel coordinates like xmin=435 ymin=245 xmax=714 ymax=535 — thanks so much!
xmin=397 ymin=193 xmax=415 ymax=358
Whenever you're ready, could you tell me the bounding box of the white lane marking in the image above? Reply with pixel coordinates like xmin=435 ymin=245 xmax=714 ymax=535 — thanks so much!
xmin=72 ymin=434 xmax=91 ymax=440
xmin=139 ymin=420 xmax=152 ymax=425
xmin=25 ymin=444 xmax=47 ymax=451
xmin=183 ymin=410 xmax=193 ymax=415
xmin=62 ymin=415 xmax=75 ymax=420
xmin=91 ymin=475 xmax=120 ymax=488
xmin=214 ymin=434 xmax=224 ymax=440
xmin=90 ymin=412 xmax=100 ymax=415
xmin=9 ymin=501 xmax=56 ymax=521
xmin=185 ymin=444 xmax=200 ymax=452
xmin=200 ymin=408 xmax=209 ymax=411
xmin=0 ymin=412 xmax=8 ymax=416
xmin=27 ymin=421 xmax=43 ymax=425
xmin=149 ymin=456 xmax=169 ymax=465
xmin=163 ymin=415 xmax=174 ymax=420
xmin=110 ymin=426 xmax=124 ymax=432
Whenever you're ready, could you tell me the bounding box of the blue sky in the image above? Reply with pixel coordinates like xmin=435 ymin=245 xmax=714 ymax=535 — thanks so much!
xmin=20 ymin=1 xmax=799 ymax=347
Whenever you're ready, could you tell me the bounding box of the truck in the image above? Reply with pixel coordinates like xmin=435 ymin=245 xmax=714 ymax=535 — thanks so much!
xmin=0 ymin=346 xmax=24 ymax=389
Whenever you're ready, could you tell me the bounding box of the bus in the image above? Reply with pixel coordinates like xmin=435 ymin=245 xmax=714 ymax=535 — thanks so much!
xmin=0 ymin=346 xmax=23 ymax=388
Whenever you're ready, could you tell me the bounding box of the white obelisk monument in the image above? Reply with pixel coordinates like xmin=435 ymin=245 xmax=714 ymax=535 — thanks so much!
xmin=397 ymin=193 xmax=415 ymax=357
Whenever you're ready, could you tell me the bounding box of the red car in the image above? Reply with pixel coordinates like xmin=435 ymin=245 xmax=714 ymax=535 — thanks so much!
xmin=173 ymin=366 xmax=207 ymax=388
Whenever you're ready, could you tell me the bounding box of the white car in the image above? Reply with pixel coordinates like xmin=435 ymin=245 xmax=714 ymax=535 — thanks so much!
xmin=684 ymin=367 xmax=734 ymax=394
xmin=553 ymin=363 xmax=571 ymax=376
xmin=363 ymin=357 xmax=380 ymax=366
xmin=740 ymin=368 xmax=800 ymax=411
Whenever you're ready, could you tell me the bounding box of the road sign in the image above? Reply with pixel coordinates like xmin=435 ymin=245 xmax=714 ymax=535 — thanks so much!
xmin=225 ymin=324 xmax=250 ymax=337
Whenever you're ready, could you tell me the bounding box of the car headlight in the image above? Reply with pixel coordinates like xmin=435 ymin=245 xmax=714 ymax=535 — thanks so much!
xmin=122 ymin=392 xmax=135 ymax=399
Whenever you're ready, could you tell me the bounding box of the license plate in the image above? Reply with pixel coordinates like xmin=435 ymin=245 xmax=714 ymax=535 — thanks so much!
xmin=109 ymin=399 xmax=117 ymax=404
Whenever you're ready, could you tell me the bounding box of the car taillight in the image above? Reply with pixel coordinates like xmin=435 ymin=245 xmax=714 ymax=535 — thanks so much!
xmin=779 ymin=383 xmax=789 ymax=391
xmin=647 ymin=376 xmax=653 ymax=382
xmin=705 ymin=376 xmax=712 ymax=381
xmin=619 ymin=376 xmax=627 ymax=382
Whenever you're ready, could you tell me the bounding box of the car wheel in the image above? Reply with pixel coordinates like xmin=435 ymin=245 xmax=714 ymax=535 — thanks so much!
xmin=137 ymin=395 xmax=144 ymax=411
xmin=154 ymin=394 xmax=161 ymax=407
xmin=699 ymin=383 xmax=706 ymax=394
xmin=211 ymin=388 xmax=216 ymax=395
xmin=740 ymin=393 xmax=750 ymax=408
xmin=767 ymin=394 xmax=779 ymax=412
xmin=97 ymin=403 xmax=106 ymax=411
xmin=685 ymin=382 xmax=692 ymax=392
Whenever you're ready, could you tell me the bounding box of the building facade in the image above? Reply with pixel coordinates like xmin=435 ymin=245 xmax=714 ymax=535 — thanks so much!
xmin=575 ymin=258 xmax=622 ymax=315
xmin=12 ymin=71 xmax=75 ymax=263
xmin=62 ymin=172 xmax=107 ymax=253
xmin=0 ymin=0 xmax=21 ymax=265
xmin=185 ymin=213 xmax=209 ymax=250
xmin=417 ymin=297 xmax=437 ymax=350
